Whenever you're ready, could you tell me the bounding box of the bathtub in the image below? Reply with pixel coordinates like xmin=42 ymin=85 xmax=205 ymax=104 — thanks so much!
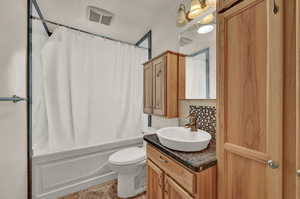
xmin=32 ymin=137 xmax=143 ymax=199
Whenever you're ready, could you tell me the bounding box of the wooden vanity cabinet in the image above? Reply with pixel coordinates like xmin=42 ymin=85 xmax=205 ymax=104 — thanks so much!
xmin=164 ymin=176 xmax=193 ymax=199
xmin=152 ymin=56 xmax=167 ymax=116
xmin=147 ymin=160 xmax=164 ymax=199
xmin=146 ymin=144 xmax=216 ymax=199
xmin=143 ymin=51 xmax=181 ymax=118
xmin=143 ymin=62 xmax=153 ymax=114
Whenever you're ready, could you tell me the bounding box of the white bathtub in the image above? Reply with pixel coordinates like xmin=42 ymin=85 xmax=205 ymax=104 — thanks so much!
xmin=32 ymin=137 xmax=143 ymax=199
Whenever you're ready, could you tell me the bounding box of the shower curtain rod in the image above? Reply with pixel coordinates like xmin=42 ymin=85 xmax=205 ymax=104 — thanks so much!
xmin=30 ymin=16 xmax=149 ymax=50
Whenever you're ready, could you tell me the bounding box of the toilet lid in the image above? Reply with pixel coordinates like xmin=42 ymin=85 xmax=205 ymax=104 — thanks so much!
xmin=109 ymin=147 xmax=145 ymax=166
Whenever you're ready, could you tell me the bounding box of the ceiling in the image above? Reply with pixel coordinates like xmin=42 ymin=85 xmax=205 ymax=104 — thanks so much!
xmin=34 ymin=0 xmax=180 ymax=44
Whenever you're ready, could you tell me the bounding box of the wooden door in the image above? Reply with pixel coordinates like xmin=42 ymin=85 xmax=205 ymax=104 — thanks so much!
xmin=164 ymin=176 xmax=193 ymax=199
xmin=153 ymin=56 xmax=166 ymax=116
xmin=296 ymin=0 xmax=300 ymax=196
xmin=217 ymin=0 xmax=283 ymax=199
xmin=144 ymin=62 xmax=153 ymax=114
xmin=147 ymin=160 xmax=164 ymax=199
xmin=217 ymin=0 xmax=240 ymax=12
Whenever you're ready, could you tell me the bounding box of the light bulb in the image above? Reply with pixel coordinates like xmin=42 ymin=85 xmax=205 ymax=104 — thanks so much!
xmin=206 ymin=0 xmax=217 ymax=7
xmin=197 ymin=24 xmax=214 ymax=34
xmin=200 ymin=14 xmax=214 ymax=24
xmin=188 ymin=0 xmax=207 ymax=19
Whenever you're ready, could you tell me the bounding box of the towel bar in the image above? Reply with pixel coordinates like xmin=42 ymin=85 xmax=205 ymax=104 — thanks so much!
xmin=0 ymin=95 xmax=27 ymax=103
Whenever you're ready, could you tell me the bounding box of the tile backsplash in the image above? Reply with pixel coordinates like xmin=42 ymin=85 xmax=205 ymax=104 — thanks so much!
xmin=190 ymin=105 xmax=217 ymax=143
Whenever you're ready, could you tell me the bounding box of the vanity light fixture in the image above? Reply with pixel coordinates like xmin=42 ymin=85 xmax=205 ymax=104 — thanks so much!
xmin=206 ymin=0 xmax=217 ymax=7
xmin=197 ymin=24 xmax=214 ymax=34
xmin=188 ymin=0 xmax=207 ymax=19
xmin=177 ymin=3 xmax=188 ymax=27
xmin=176 ymin=0 xmax=217 ymax=27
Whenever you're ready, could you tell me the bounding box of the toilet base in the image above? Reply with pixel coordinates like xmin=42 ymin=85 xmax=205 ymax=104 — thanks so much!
xmin=116 ymin=164 xmax=146 ymax=198
xmin=117 ymin=174 xmax=146 ymax=198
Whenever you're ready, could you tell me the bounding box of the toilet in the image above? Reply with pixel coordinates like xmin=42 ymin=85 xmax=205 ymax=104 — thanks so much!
xmin=108 ymin=129 xmax=156 ymax=198
xmin=109 ymin=146 xmax=146 ymax=198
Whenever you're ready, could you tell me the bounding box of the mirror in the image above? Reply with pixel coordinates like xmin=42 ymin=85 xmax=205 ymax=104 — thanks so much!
xmin=178 ymin=12 xmax=216 ymax=99
xmin=186 ymin=48 xmax=210 ymax=99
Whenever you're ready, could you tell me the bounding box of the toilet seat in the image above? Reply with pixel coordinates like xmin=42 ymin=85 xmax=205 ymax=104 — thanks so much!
xmin=109 ymin=147 xmax=145 ymax=166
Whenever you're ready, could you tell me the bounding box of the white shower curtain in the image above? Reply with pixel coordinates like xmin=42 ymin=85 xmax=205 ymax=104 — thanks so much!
xmin=36 ymin=27 xmax=147 ymax=153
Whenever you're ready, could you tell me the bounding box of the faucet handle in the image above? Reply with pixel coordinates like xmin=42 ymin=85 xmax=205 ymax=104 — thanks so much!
xmin=186 ymin=112 xmax=197 ymax=119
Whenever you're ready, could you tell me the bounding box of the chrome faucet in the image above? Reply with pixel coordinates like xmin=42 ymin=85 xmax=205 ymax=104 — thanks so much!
xmin=184 ymin=112 xmax=198 ymax=132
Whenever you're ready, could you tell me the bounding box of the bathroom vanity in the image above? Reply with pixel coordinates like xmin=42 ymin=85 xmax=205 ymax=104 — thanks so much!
xmin=144 ymin=134 xmax=217 ymax=199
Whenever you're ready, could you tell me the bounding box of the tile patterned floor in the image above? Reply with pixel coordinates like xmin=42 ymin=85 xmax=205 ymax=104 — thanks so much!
xmin=116 ymin=192 xmax=146 ymax=199
xmin=59 ymin=180 xmax=146 ymax=199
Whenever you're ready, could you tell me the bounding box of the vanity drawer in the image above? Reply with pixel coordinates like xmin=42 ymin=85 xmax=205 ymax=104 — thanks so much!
xmin=147 ymin=144 xmax=195 ymax=195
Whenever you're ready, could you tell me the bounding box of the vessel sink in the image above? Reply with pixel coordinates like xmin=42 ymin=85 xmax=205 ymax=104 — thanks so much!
xmin=156 ymin=127 xmax=211 ymax=152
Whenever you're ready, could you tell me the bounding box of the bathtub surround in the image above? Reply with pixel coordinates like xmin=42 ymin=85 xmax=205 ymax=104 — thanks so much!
xmin=32 ymin=137 xmax=142 ymax=199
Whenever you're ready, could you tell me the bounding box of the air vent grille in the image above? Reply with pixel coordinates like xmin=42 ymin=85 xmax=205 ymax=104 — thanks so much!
xmin=89 ymin=10 xmax=101 ymax=22
xmin=87 ymin=6 xmax=114 ymax=26
xmin=179 ymin=37 xmax=193 ymax=47
xmin=101 ymin=15 xmax=113 ymax=26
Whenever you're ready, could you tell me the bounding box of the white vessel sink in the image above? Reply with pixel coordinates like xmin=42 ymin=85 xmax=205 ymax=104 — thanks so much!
xmin=156 ymin=127 xmax=211 ymax=152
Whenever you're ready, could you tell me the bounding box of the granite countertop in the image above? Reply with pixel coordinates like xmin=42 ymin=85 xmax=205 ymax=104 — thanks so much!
xmin=144 ymin=134 xmax=217 ymax=172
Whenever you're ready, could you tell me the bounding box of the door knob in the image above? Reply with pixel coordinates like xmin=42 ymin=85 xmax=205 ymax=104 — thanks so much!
xmin=273 ymin=0 xmax=279 ymax=14
xmin=297 ymin=170 xmax=300 ymax=177
xmin=267 ymin=160 xmax=279 ymax=169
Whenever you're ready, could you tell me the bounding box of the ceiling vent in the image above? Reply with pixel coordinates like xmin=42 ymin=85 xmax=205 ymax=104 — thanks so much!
xmin=179 ymin=36 xmax=193 ymax=47
xmin=87 ymin=6 xmax=114 ymax=26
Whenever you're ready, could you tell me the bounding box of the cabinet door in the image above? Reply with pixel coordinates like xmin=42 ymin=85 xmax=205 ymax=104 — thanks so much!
xmin=153 ymin=56 xmax=166 ymax=116
xmin=297 ymin=0 xmax=300 ymax=196
xmin=144 ymin=62 xmax=153 ymax=114
xmin=164 ymin=176 xmax=193 ymax=199
xmin=147 ymin=160 xmax=164 ymax=199
xmin=217 ymin=0 xmax=283 ymax=199
xmin=217 ymin=0 xmax=240 ymax=12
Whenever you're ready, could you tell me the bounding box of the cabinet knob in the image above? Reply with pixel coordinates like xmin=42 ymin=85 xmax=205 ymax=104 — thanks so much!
xmin=297 ymin=170 xmax=300 ymax=177
xmin=159 ymin=156 xmax=168 ymax=163
xmin=267 ymin=160 xmax=279 ymax=169
xmin=156 ymin=70 xmax=162 ymax=77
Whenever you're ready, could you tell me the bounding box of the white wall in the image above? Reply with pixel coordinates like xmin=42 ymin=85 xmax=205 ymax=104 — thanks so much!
xmin=148 ymin=1 xmax=181 ymax=128
xmin=0 ymin=1 xmax=28 ymax=199
xmin=151 ymin=2 xmax=180 ymax=57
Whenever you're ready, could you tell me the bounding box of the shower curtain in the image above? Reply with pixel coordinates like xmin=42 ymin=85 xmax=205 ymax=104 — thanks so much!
xmin=34 ymin=27 xmax=147 ymax=154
